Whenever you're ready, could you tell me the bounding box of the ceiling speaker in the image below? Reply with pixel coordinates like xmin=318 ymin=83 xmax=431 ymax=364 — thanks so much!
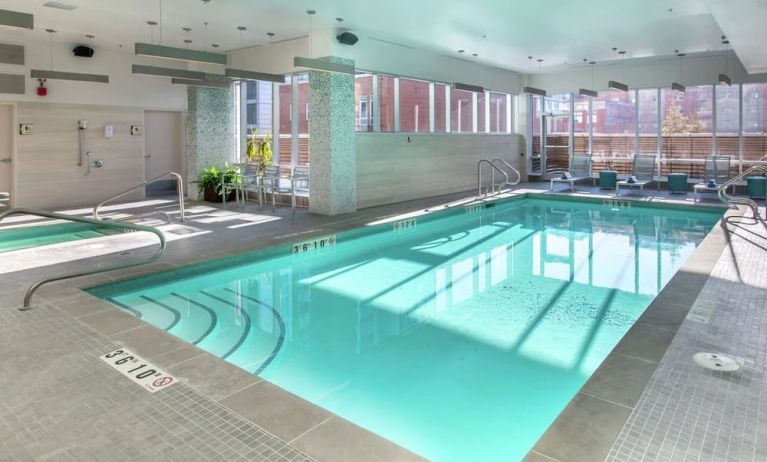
xmin=73 ymin=45 xmax=94 ymax=58
xmin=337 ymin=32 xmax=359 ymax=46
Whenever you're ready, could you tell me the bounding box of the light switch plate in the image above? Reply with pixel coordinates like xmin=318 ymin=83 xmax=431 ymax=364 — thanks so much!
xmin=104 ymin=124 xmax=114 ymax=138
xmin=19 ymin=123 xmax=33 ymax=135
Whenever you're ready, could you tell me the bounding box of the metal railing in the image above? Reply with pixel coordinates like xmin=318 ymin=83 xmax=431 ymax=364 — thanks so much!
xmin=478 ymin=159 xmax=509 ymax=196
xmin=93 ymin=171 xmax=185 ymax=223
xmin=718 ymin=164 xmax=767 ymax=221
xmin=492 ymin=158 xmax=522 ymax=186
xmin=0 ymin=208 xmax=167 ymax=309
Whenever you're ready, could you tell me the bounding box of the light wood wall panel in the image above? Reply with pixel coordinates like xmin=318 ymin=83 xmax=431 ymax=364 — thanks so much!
xmin=15 ymin=102 xmax=145 ymax=209
xmin=356 ymin=133 xmax=524 ymax=209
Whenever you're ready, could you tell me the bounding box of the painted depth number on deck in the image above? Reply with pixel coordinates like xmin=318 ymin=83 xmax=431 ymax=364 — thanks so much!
xmin=603 ymin=199 xmax=631 ymax=208
xmin=100 ymin=348 xmax=177 ymax=393
xmin=292 ymin=235 xmax=336 ymax=254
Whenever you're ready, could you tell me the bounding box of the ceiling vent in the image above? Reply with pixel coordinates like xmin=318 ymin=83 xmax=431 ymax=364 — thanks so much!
xmin=43 ymin=1 xmax=79 ymax=11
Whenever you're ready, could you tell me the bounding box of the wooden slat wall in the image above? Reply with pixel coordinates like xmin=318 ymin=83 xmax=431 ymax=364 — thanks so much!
xmin=533 ymin=133 xmax=767 ymax=178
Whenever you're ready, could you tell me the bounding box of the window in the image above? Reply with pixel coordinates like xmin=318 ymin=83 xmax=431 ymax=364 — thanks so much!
xmin=434 ymin=83 xmax=447 ymax=132
xmin=573 ymin=95 xmax=589 ymax=154
xmin=592 ymin=90 xmax=636 ymax=174
xmin=451 ymin=88 xmax=473 ymax=133
xmin=742 ymin=83 xmax=767 ymax=167
xmin=355 ymin=73 xmax=373 ymax=132
xmin=661 ymin=85 xmax=713 ymax=178
xmin=489 ymin=92 xmax=508 ymax=134
xmin=638 ymin=89 xmax=659 ymax=157
xmin=544 ymin=94 xmax=571 ymax=172
xmin=379 ymin=75 xmax=395 ymax=132
xmin=297 ymin=73 xmax=310 ymax=166
xmin=399 ymin=78 xmax=430 ymax=133
xmin=476 ymin=91 xmax=486 ymax=133
xmin=278 ymin=76 xmax=293 ymax=165
xmin=716 ymin=84 xmax=740 ymax=162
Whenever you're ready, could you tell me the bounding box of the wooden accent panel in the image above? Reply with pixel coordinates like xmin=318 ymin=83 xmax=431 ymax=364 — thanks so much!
xmin=15 ymin=103 xmax=145 ymax=209
xmin=357 ymin=133 xmax=522 ymax=209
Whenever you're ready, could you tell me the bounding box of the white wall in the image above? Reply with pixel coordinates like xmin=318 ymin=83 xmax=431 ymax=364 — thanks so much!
xmin=356 ymin=133 xmax=523 ymax=209
xmin=228 ymin=28 xmax=522 ymax=94
xmin=0 ymin=33 xmax=187 ymax=109
xmin=524 ymin=51 xmax=767 ymax=95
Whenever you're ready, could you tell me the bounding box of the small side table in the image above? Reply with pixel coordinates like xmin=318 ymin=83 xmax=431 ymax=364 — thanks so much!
xmin=599 ymin=170 xmax=618 ymax=190
xmin=667 ymin=173 xmax=688 ymax=194
xmin=746 ymin=176 xmax=766 ymax=199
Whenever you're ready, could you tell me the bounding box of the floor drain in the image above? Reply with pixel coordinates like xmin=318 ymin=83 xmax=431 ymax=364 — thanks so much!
xmin=692 ymin=352 xmax=740 ymax=372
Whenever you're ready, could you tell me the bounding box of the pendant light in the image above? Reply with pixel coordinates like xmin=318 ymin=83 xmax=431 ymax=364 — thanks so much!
xmin=578 ymin=60 xmax=598 ymax=98
xmin=293 ymin=9 xmax=355 ymax=75
xmin=608 ymin=49 xmax=628 ymax=92
xmin=719 ymin=37 xmax=732 ymax=86
xmin=672 ymin=51 xmax=686 ymax=94
xmin=0 ymin=8 xmax=33 ymax=30
xmin=31 ymin=29 xmax=109 ymax=83
xmin=523 ymin=58 xmax=547 ymax=96
xmin=134 ymin=0 xmax=227 ymax=65
xmin=226 ymin=26 xmax=285 ymax=83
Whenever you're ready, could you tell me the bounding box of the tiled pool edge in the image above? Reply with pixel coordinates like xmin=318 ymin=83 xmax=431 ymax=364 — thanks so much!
xmin=523 ymin=205 xmax=741 ymax=462
xmin=31 ymin=189 xmax=731 ymax=462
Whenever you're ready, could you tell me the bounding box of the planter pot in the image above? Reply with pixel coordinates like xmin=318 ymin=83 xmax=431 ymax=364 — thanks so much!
xmin=202 ymin=185 xmax=236 ymax=203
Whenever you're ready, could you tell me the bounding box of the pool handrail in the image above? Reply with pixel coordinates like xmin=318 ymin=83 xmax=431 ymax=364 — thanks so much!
xmin=93 ymin=171 xmax=185 ymax=223
xmin=478 ymin=159 xmax=509 ymax=196
xmin=0 ymin=208 xmax=167 ymax=309
xmin=717 ymin=164 xmax=767 ymax=221
xmin=492 ymin=158 xmax=522 ymax=186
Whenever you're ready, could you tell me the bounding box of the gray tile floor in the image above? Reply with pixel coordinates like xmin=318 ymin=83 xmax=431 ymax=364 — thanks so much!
xmin=607 ymin=212 xmax=767 ymax=462
xmin=2 ymin=185 xmax=766 ymax=462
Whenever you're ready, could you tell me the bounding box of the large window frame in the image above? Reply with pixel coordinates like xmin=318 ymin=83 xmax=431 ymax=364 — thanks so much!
xmin=529 ymin=83 xmax=767 ymax=178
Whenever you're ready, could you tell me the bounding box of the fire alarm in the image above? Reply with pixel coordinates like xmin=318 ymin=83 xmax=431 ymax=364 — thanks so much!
xmin=37 ymin=79 xmax=47 ymax=97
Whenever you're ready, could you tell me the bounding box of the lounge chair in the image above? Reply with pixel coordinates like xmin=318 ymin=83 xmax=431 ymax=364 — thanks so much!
xmin=549 ymin=154 xmax=592 ymax=191
xmin=694 ymin=155 xmax=731 ymax=202
xmin=615 ymin=155 xmax=657 ymax=196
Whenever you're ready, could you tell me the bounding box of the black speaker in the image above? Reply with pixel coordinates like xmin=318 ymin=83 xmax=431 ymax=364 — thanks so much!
xmin=337 ymin=32 xmax=359 ymax=46
xmin=73 ymin=45 xmax=94 ymax=58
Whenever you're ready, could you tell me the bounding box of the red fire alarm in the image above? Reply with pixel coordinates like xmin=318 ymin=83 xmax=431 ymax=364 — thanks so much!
xmin=37 ymin=79 xmax=47 ymax=97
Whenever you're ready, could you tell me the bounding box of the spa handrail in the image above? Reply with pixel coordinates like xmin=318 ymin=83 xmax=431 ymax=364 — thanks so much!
xmin=478 ymin=159 xmax=509 ymax=196
xmin=0 ymin=208 xmax=167 ymax=309
xmin=717 ymin=164 xmax=767 ymax=221
xmin=93 ymin=171 xmax=185 ymax=223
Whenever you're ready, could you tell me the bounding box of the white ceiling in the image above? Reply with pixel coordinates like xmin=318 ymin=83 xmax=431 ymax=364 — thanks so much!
xmin=1 ymin=0 xmax=762 ymax=74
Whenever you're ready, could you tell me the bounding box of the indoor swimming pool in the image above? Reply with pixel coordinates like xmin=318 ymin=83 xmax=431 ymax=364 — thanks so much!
xmin=90 ymin=196 xmax=723 ymax=461
xmin=0 ymin=222 xmax=115 ymax=253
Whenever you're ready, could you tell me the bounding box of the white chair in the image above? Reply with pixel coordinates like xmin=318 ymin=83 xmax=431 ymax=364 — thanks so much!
xmin=260 ymin=165 xmax=293 ymax=212
xmin=240 ymin=163 xmax=261 ymax=205
xmin=221 ymin=167 xmax=242 ymax=207
xmin=616 ymin=155 xmax=657 ymax=196
xmin=550 ymin=154 xmax=592 ymax=191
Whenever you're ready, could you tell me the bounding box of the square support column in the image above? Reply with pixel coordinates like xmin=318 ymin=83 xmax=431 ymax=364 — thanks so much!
xmin=308 ymin=57 xmax=357 ymax=216
xmin=186 ymin=85 xmax=236 ymax=199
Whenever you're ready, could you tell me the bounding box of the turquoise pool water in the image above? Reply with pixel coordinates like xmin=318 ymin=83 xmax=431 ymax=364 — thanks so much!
xmin=0 ymin=222 xmax=112 ymax=253
xmin=92 ymin=197 xmax=722 ymax=461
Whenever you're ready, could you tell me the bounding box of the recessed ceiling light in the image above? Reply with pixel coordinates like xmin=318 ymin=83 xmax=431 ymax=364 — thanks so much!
xmin=43 ymin=1 xmax=78 ymax=11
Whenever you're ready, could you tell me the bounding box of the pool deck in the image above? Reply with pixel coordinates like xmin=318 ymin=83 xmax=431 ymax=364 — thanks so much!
xmin=1 ymin=183 xmax=765 ymax=461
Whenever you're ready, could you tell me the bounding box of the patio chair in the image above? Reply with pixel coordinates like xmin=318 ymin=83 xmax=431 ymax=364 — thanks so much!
xmin=221 ymin=167 xmax=242 ymax=207
xmin=260 ymin=165 xmax=293 ymax=212
xmin=704 ymin=155 xmax=731 ymax=185
xmin=241 ymin=163 xmax=261 ymax=204
xmin=549 ymin=154 xmax=592 ymax=191
xmin=615 ymin=155 xmax=657 ymax=196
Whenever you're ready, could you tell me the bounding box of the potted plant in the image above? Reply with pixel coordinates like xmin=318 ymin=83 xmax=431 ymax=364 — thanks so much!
xmin=198 ymin=166 xmax=241 ymax=203
xmin=246 ymin=129 xmax=274 ymax=175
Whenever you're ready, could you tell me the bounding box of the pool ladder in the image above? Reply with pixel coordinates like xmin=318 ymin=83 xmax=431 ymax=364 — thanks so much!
xmin=93 ymin=171 xmax=186 ymax=224
xmin=0 ymin=208 xmax=166 ymax=309
xmin=478 ymin=158 xmax=521 ymax=196
xmin=717 ymin=164 xmax=767 ymax=222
